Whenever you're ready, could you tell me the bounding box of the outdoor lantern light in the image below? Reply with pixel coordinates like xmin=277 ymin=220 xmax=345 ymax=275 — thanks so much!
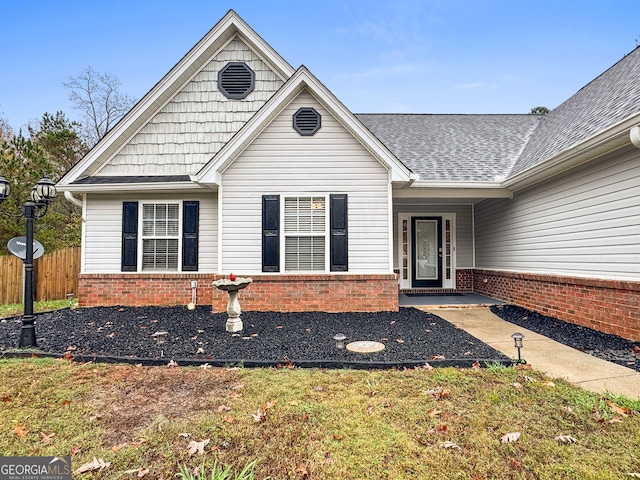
xmin=333 ymin=333 xmax=346 ymax=349
xmin=0 ymin=175 xmax=10 ymax=203
xmin=511 ymin=332 xmax=524 ymax=362
xmin=0 ymin=173 xmax=58 ymax=348
xmin=152 ymin=331 xmax=169 ymax=358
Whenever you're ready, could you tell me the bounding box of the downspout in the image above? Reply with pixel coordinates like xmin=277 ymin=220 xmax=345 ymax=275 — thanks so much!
xmin=631 ymin=126 xmax=640 ymax=149
xmin=64 ymin=190 xmax=83 ymax=207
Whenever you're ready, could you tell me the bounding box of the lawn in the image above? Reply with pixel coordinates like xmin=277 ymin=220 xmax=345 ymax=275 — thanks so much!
xmin=0 ymin=358 xmax=639 ymax=479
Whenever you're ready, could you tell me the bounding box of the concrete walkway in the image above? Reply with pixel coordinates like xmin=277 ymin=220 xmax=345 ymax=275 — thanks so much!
xmin=421 ymin=306 xmax=640 ymax=399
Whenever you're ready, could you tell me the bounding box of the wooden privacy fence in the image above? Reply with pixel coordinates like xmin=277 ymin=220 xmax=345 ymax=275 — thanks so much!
xmin=0 ymin=247 xmax=81 ymax=304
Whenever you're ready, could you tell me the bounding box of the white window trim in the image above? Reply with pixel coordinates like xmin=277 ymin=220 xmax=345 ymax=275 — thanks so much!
xmin=139 ymin=201 xmax=183 ymax=272
xmin=281 ymin=194 xmax=329 ymax=273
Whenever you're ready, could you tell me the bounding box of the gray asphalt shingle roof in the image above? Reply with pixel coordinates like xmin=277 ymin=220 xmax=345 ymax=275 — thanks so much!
xmin=511 ymin=46 xmax=640 ymax=177
xmin=357 ymin=47 xmax=640 ymax=183
xmin=356 ymin=114 xmax=541 ymax=182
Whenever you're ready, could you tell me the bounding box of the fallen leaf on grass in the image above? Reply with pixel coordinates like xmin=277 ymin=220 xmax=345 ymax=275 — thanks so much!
xmin=427 ymin=408 xmax=441 ymax=418
xmin=295 ymin=466 xmax=310 ymax=478
xmin=607 ymin=401 xmax=631 ymax=417
xmin=224 ymin=415 xmax=236 ymax=424
xmin=543 ymin=381 xmax=556 ymax=387
xmin=123 ymin=468 xmax=149 ymax=477
xmin=501 ymin=432 xmax=521 ymax=443
xmin=13 ymin=425 xmax=29 ymax=438
xmin=252 ymin=409 xmax=266 ymax=422
xmin=217 ymin=405 xmax=232 ymax=413
xmin=167 ymin=359 xmax=178 ymax=368
xmin=511 ymin=382 xmax=523 ymax=389
xmin=75 ymin=457 xmax=111 ymax=474
xmin=609 ymin=417 xmax=624 ymax=424
xmin=70 ymin=446 xmax=82 ymax=456
xmin=2 ymin=396 xmax=12 ymax=402
xmin=439 ymin=441 xmax=461 ymax=450
xmin=187 ymin=439 xmax=210 ymax=456
xmin=40 ymin=432 xmax=56 ymax=444
xmin=61 ymin=399 xmax=72 ymax=406
xmin=555 ymin=435 xmax=577 ymax=444
xmin=131 ymin=438 xmax=147 ymax=447
xmin=111 ymin=443 xmax=127 ymax=452
xmin=227 ymin=392 xmax=243 ymax=399
xmin=423 ymin=387 xmax=451 ymax=399
xmin=366 ymin=406 xmax=374 ymax=416
xmin=301 ymin=412 xmax=309 ymax=422
xmin=471 ymin=361 xmax=481 ymax=369
xmin=516 ymin=363 xmax=533 ymax=370
xmin=178 ymin=433 xmax=191 ymax=438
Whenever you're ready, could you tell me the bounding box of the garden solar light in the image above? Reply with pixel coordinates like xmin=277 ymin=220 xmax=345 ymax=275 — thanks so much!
xmin=511 ymin=332 xmax=524 ymax=362
xmin=333 ymin=333 xmax=346 ymax=349
xmin=66 ymin=292 xmax=74 ymax=307
xmin=152 ymin=331 xmax=169 ymax=357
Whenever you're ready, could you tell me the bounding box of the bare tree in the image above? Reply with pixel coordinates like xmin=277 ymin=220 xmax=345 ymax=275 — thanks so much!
xmin=63 ymin=66 xmax=136 ymax=147
xmin=0 ymin=113 xmax=13 ymax=140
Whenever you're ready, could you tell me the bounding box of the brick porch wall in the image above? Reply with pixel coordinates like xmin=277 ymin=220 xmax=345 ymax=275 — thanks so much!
xmin=79 ymin=273 xmax=399 ymax=313
xmin=473 ymin=269 xmax=640 ymax=341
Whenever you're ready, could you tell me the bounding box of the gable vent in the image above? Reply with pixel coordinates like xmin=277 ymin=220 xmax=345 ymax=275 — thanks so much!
xmin=218 ymin=62 xmax=255 ymax=99
xmin=293 ymin=107 xmax=321 ymax=136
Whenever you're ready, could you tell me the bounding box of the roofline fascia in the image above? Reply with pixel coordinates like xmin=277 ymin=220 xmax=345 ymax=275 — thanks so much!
xmin=505 ymin=113 xmax=640 ymax=191
xmin=59 ymin=182 xmax=209 ymax=194
xmin=394 ymin=181 xmax=513 ymax=199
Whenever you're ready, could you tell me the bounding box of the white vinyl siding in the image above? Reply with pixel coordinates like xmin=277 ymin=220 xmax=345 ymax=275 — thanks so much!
xmin=83 ymin=192 xmax=218 ymax=273
xmin=98 ymin=37 xmax=284 ymax=176
xmin=220 ymin=92 xmax=391 ymax=274
xmin=475 ymin=147 xmax=640 ymax=280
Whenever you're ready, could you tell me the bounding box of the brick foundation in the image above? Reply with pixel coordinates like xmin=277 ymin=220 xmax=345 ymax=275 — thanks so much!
xmin=79 ymin=273 xmax=399 ymax=313
xmin=473 ymin=269 xmax=640 ymax=341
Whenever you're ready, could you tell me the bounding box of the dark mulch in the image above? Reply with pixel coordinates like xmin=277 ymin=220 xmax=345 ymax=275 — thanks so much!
xmin=491 ymin=305 xmax=640 ymax=372
xmin=0 ymin=306 xmax=510 ymax=368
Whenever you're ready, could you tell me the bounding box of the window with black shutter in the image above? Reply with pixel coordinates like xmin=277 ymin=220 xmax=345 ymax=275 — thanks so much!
xmin=262 ymin=195 xmax=280 ymax=272
xmin=182 ymin=201 xmax=199 ymax=271
xmin=330 ymin=194 xmax=348 ymax=271
xmin=121 ymin=202 xmax=138 ymax=271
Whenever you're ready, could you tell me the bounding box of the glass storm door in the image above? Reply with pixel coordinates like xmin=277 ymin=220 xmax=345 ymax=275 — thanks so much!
xmin=411 ymin=217 xmax=442 ymax=288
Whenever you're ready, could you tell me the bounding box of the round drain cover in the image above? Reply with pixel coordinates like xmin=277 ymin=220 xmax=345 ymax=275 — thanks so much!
xmin=346 ymin=341 xmax=385 ymax=354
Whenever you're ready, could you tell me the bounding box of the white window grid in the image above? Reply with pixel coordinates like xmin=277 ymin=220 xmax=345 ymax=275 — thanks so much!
xmin=140 ymin=203 xmax=181 ymax=271
xmin=283 ymin=196 xmax=327 ymax=272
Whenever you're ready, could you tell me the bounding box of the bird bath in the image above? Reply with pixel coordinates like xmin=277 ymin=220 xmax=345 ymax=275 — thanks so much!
xmin=213 ymin=277 xmax=253 ymax=332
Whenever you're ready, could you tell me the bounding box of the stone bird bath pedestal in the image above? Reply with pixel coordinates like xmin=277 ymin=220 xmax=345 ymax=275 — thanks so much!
xmin=213 ymin=276 xmax=253 ymax=332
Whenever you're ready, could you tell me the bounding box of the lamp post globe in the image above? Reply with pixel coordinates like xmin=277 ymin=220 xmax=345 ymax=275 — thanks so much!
xmin=0 ymin=173 xmax=57 ymax=348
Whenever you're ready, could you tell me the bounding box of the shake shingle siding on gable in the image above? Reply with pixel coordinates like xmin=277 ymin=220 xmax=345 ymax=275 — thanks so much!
xmin=357 ymin=114 xmax=540 ymax=181
xmin=99 ymin=37 xmax=285 ymax=176
xmin=511 ymin=47 xmax=640 ymax=177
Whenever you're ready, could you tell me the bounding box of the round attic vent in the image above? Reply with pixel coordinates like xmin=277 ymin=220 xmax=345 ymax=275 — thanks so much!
xmin=293 ymin=107 xmax=321 ymax=136
xmin=218 ymin=62 xmax=255 ymax=99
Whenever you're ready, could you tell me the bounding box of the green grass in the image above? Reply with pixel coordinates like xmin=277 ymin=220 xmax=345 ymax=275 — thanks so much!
xmin=0 ymin=299 xmax=72 ymax=318
xmin=0 ymin=359 xmax=639 ymax=479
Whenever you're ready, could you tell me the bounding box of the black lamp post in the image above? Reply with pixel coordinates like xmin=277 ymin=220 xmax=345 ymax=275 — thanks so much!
xmin=0 ymin=174 xmax=57 ymax=348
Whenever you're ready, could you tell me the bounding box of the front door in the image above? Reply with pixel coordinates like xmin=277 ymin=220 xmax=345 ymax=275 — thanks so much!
xmin=411 ymin=217 xmax=442 ymax=288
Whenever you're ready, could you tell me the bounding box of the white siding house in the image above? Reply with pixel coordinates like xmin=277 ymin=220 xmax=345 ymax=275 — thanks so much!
xmin=56 ymin=10 xmax=640 ymax=338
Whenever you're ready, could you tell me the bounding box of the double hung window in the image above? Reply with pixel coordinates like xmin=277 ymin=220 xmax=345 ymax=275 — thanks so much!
xmin=284 ymin=196 xmax=326 ymax=271
xmin=142 ymin=203 xmax=180 ymax=271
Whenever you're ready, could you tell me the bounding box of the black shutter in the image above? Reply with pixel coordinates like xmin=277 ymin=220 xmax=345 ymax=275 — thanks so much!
xmin=182 ymin=201 xmax=199 ymax=271
xmin=121 ymin=202 xmax=138 ymax=272
xmin=262 ymin=195 xmax=280 ymax=272
xmin=330 ymin=194 xmax=348 ymax=271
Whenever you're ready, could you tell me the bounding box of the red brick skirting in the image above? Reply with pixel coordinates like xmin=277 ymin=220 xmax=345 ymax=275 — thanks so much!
xmin=79 ymin=273 xmax=399 ymax=313
xmin=473 ymin=269 xmax=640 ymax=341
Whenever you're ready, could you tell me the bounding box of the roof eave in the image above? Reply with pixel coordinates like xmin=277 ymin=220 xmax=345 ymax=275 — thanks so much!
xmin=59 ymin=181 xmax=210 ymax=194
xmin=505 ymin=114 xmax=640 ymax=191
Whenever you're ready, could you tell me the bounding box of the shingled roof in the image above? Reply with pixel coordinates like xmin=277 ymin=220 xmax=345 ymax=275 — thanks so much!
xmin=356 ymin=114 xmax=540 ymax=182
xmin=357 ymin=47 xmax=640 ymax=184
xmin=511 ymin=46 xmax=640 ymax=177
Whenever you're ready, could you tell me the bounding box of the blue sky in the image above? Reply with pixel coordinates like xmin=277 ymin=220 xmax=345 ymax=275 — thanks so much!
xmin=1 ymin=0 xmax=639 ymax=131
